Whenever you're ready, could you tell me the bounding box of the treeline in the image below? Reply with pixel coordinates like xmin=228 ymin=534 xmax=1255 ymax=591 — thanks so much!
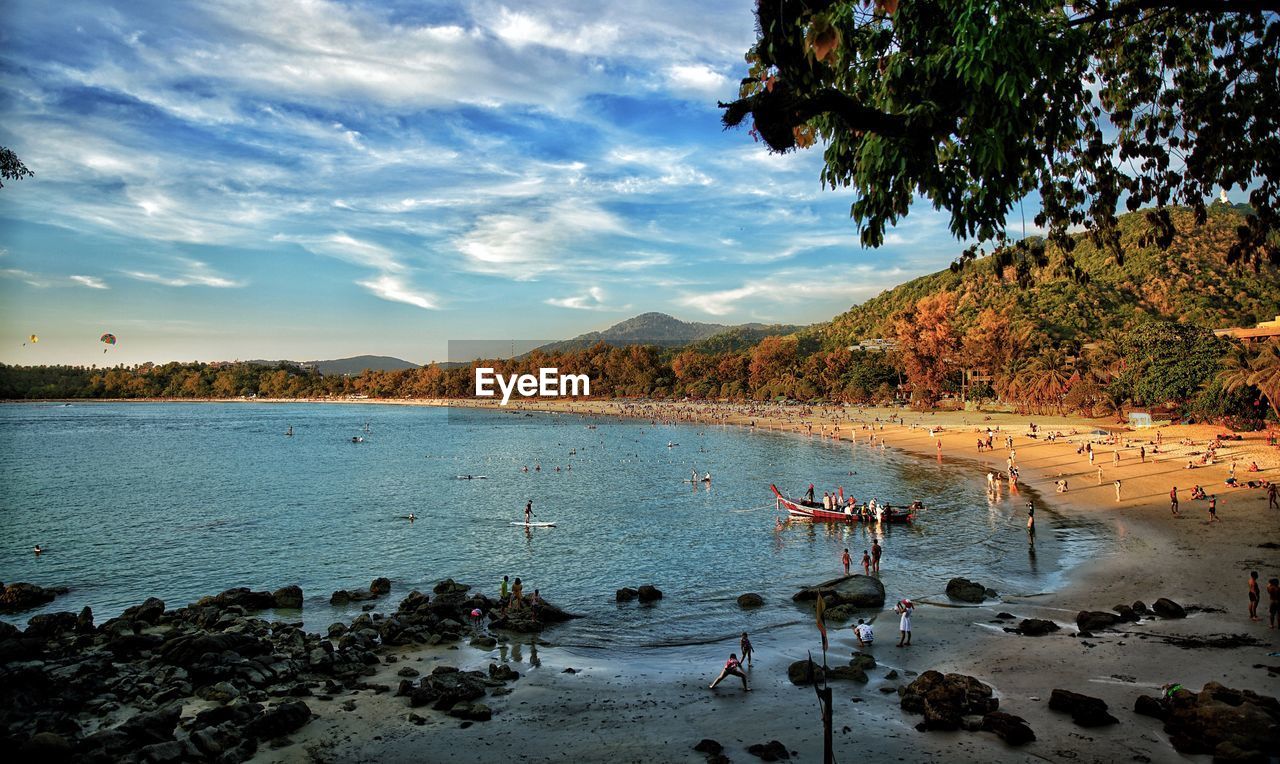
xmin=1 ymin=313 xmax=1276 ymax=429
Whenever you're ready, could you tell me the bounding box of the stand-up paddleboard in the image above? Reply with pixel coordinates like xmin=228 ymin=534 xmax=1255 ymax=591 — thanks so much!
xmin=511 ymin=521 xmax=557 ymax=527
xmin=455 ymin=475 xmax=489 ymax=480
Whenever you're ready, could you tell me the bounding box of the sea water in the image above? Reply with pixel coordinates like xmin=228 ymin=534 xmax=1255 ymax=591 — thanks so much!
xmin=0 ymin=402 xmax=1106 ymax=652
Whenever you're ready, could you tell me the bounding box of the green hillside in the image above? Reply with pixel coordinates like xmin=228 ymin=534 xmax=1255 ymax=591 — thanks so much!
xmin=823 ymin=205 xmax=1279 ymax=347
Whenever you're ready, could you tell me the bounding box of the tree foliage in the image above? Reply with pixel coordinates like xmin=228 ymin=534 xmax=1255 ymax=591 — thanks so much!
xmin=721 ymin=0 xmax=1280 ymax=268
xmin=0 ymin=147 xmax=32 ymax=188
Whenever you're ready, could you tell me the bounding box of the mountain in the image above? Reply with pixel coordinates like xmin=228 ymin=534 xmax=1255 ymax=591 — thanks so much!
xmin=821 ymin=205 xmax=1280 ymax=348
xmin=536 ymin=312 xmax=803 ymax=353
xmin=246 ymin=356 xmax=420 ymax=375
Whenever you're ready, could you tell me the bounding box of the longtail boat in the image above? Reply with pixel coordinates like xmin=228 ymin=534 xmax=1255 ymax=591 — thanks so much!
xmin=770 ymin=484 xmax=917 ymax=524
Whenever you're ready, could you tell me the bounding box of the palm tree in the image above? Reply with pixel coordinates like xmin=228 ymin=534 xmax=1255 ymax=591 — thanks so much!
xmin=1247 ymin=341 xmax=1280 ymax=422
xmin=1024 ymin=350 xmax=1072 ymax=414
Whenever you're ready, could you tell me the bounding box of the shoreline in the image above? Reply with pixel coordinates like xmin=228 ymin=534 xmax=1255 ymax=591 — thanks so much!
xmin=3 ymin=399 xmax=1278 ymax=762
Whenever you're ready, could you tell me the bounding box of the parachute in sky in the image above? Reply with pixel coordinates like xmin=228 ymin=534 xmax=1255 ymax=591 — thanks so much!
xmin=100 ymin=333 xmax=117 ymax=353
xmin=22 ymin=334 xmax=37 ymax=346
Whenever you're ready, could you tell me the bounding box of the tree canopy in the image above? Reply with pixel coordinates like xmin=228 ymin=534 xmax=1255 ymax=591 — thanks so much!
xmin=721 ymin=0 xmax=1280 ymax=269
xmin=0 ymin=147 xmax=32 ymax=188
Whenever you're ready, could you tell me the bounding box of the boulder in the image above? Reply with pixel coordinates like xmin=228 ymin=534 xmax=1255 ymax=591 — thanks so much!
xmin=694 ymin=739 xmax=723 ymax=755
xmin=420 ymin=668 xmax=488 ymax=710
xmin=1048 ymin=689 xmax=1119 ymax=727
xmin=488 ymin=663 xmax=519 ymax=682
xmin=1152 ymin=598 xmax=1186 ymax=619
xmin=827 ymin=665 xmax=868 ymax=682
xmin=206 ymin=587 xmax=276 ymax=611
xmin=470 ymin=636 xmax=497 ymax=649
xmin=900 ymin=671 xmax=999 ymax=731
xmin=272 ymin=585 xmax=303 ymax=609
xmin=945 ymin=578 xmax=991 ymax=603
xmin=25 ymin=611 xmax=78 ymax=639
xmin=793 ymin=575 xmax=885 ymax=609
xmin=637 ymin=585 xmax=663 ymax=603
xmin=849 ymin=652 xmax=877 ymax=671
xmin=447 ymin=701 xmax=492 ymax=721
xmin=786 ymin=660 xmax=825 ymax=686
xmin=980 ymin=711 xmax=1035 ymax=746
xmin=1017 ymin=619 xmax=1060 ymax=637
xmin=615 ymin=588 xmax=637 ymax=602
xmin=737 ymin=593 xmax=764 ymax=608
xmin=0 ymin=582 xmax=67 ymax=614
xmin=118 ymin=702 xmax=183 ymax=746
xmin=75 ymin=606 xmax=95 ymax=633
xmin=1075 ymin=611 xmax=1120 ymax=632
xmin=746 ymin=740 xmax=790 ymax=761
xmin=1162 ymin=682 xmax=1280 ymax=759
xmin=370 ymin=578 xmax=391 ymax=596
xmin=330 ymin=590 xmax=351 ymax=606
xmin=246 ymin=700 xmax=312 ymax=740
xmin=19 ymin=731 xmax=73 ymax=763
xmin=1112 ymin=604 xmax=1139 ymax=622
xmin=121 ymin=597 xmax=166 ymax=624
xmin=1131 ymin=600 xmax=1148 ymax=614
xmin=1134 ymin=694 xmax=1168 ymax=720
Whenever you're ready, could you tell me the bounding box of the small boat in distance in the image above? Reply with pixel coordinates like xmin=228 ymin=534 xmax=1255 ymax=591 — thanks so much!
xmin=770 ymin=484 xmax=917 ymax=524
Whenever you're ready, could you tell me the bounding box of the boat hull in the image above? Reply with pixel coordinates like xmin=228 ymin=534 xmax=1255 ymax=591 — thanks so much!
xmin=770 ymin=484 xmax=915 ymax=524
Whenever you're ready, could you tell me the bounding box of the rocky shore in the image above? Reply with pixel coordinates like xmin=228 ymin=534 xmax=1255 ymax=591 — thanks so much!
xmin=0 ymin=577 xmax=577 ymax=763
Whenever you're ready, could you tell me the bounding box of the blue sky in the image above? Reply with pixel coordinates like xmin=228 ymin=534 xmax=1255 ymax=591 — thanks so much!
xmin=1 ymin=0 xmax=973 ymax=365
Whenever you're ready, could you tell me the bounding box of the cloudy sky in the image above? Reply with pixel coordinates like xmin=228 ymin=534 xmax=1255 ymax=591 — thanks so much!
xmin=0 ymin=0 xmax=967 ymax=365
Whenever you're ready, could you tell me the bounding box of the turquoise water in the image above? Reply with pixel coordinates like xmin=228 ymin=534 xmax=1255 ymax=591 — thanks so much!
xmin=0 ymin=402 xmax=1105 ymax=651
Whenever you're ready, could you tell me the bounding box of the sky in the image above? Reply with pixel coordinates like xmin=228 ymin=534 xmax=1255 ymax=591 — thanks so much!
xmin=1 ymin=0 xmax=973 ymax=366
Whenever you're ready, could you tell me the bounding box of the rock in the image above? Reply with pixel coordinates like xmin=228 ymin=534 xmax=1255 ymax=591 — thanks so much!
xmin=0 ymin=582 xmax=67 ymax=614
xmin=994 ymin=612 xmax=1015 ymax=620
xmin=330 ymin=590 xmax=351 ymax=606
xmin=122 ymin=596 xmax=167 ymax=624
xmin=885 ymin=670 xmax=899 ymax=680
xmin=75 ymin=606 xmax=95 ymax=633
xmin=199 ymin=681 xmax=241 ymax=704
xmin=327 ymin=622 xmax=348 ymax=637
xmin=1075 ymin=610 xmax=1120 ymax=632
xmin=900 ymin=671 xmax=999 ymax=731
xmin=448 ymin=701 xmax=492 ymax=721
xmin=272 ymin=585 xmax=303 ymax=609
xmin=470 ymin=636 xmax=497 ymax=649
xmin=1134 ymin=694 xmax=1168 ymax=720
xmin=118 ymin=702 xmax=183 ymax=745
xmin=746 ymin=740 xmax=790 ymax=761
xmin=25 ymin=611 xmax=79 ymax=639
xmin=849 ymin=652 xmax=876 ymax=671
xmin=19 ymin=731 xmax=73 ymax=763
xmin=1162 ymin=682 xmax=1280 ymax=759
xmin=787 ymin=659 xmax=825 ymax=686
xmin=981 ymin=711 xmax=1036 ymax=745
xmin=397 ymin=667 xmax=420 ymax=678
xmin=694 ymin=739 xmax=723 ymax=755
xmin=1048 ymin=689 xmax=1119 ymax=727
xmin=945 ymin=577 xmax=991 ymax=603
xmin=432 ymin=578 xmax=470 ymax=596
xmin=1152 ymin=597 xmax=1186 ymax=619
xmin=370 ymin=577 xmax=391 ymax=596
xmin=737 ymin=593 xmax=764 ymax=608
xmin=793 ymin=574 xmax=885 ymax=609
xmin=1112 ymin=604 xmax=1139 ymax=622
xmin=1132 ymin=600 xmax=1148 ymax=614
xmin=1018 ymin=618 xmax=1060 ymax=636
xmin=488 ymin=663 xmax=520 ymax=682
xmin=827 ymin=665 xmax=868 ymax=682
xmin=419 ymin=668 xmax=488 ymax=710
xmin=615 ymin=588 xmax=638 ymax=602
xmin=246 ymin=700 xmax=312 ymax=740
xmin=637 ymin=585 xmax=663 ymax=603
xmin=206 ymin=587 xmax=276 ymax=611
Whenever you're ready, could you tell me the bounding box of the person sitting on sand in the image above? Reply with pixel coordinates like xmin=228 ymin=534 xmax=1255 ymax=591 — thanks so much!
xmin=1191 ymin=485 xmax=1206 ymax=500
xmin=1226 ymin=477 xmax=1240 ymax=487
xmin=854 ymin=619 xmax=874 ymax=647
xmin=1248 ymin=461 xmax=1260 ymax=472
xmin=709 ymin=652 xmax=750 ymax=691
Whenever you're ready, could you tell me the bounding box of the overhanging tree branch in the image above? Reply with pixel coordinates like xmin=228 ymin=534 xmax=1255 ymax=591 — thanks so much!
xmin=721 ymin=84 xmax=911 ymax=152
xmin=1069 ymin=0 xmax=1280 ymax=27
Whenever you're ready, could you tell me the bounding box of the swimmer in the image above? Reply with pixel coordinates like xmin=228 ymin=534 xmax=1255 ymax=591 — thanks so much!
xmin=33 ymin=544 xmax=43 ymax=555
xmin=407 ymin=513 xmax=416 ymax=522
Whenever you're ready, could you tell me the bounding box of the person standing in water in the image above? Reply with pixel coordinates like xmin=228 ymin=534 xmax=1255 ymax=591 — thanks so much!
xmin=871 ymin=539 xmax=882 ymax=574
xmin=524 ymin=500 xmax=533 ymax=524
xmin=861 ymin=550 xmax=871 ymax=575
xmin=841 ymin=548 xmax=851 ymax=575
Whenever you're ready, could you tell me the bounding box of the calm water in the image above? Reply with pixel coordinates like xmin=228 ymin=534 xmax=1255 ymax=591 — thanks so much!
xmin=0 ymin=403 xmax=1106 ymax=652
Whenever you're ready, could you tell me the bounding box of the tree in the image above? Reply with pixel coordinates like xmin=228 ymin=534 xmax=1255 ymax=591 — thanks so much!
xmin=893 ymin=291 xmax=958 ymax=405
xmin=1120 ymin=321 xmax=1223 ymax=405
xmin=1221 ymin=339 xmax=1280 ymax=420
xmin=749 ymin=335 xmax=800 ymax=391
xmin=721 ymin=0 xmax=1280 ymax=269
xmin=0 ymin=147 xmax=32 ymax=188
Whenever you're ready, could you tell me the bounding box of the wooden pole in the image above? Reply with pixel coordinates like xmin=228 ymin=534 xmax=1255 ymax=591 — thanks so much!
xmin=821 ymin=684 xmax=834 ymax=764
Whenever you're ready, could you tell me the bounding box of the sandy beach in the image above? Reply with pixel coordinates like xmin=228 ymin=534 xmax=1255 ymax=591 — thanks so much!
xmin=226 ymin=399 xmax=1280 ymax=763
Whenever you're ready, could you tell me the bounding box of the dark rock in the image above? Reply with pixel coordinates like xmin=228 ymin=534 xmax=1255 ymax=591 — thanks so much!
xmin=1132 ymin=600 xmax=1148 ymax=614
xmin=995 ymin=612 xmax=1015 ymax=620
xmin=370 ymin=578 xmax=391 ymax=596
xmin=327 ymin=622 xmax=347 ymax=637
xmin=981 ymin=711 xmax=1035 ymax=745
xmin=122 ymin=597 xmax=166 ymax=624
xmin=747 ymin=740 xmax=790 ymax=761
xmin=488 ymin=663 xmax=519 ymax=682
xmin=272 ymin=585 xmax=303 ymax=609
xmin=737 ymin=593 xmax=764 ymax=608
xmin=827 ymin=665 xmax=868 ymax=682
xmin=25 ymin=611 xmax=79 ymax=639
xmin=105 ymin=633 xmax=164 ymax=656
xmin=792 ymin=574 xmax=885 ymax=609
xmin=19 ymin=731 xmax=73 ymax=763
xmin=447 ymin=701 xmax=492 ymax=721
xmin=470 ymin=636 xmax=497 ymax=649
xmin=885 ymin=670 xmax=899 ymax=680
xmin=133 ymin=740 xmax=191 ymax=763
xmin=204 ymin=587 xmax=276 ymax=611
xmin=1134 ymin=694 xmax=1168 ymax=720
xmin=246 ymin=700 xmax=312 ymax=740
xmin=945 ymin=577 xmax=991 ymax=603
xmin=330 ymin=590 xmax=351 ymax=606
xmin=1048 ymin=689 xmax=1119 ymax=727
xmin=900 ymin=671 xmax=999 ymax=731
xmin=1018 ymin=618 xmax=1060 ymax=636
xmin=75 ymin=606 xmax=94 ymax=633
xmin=1162 ymin=682 xmax=1280 ymax=759
xmin=637 ymin=585 xmax=663 ymax=603
xmin=1075 ymin=611 xmax=1120 ymax=632
xmin=432 ymin=579 xmax=470 ymax=596
xmin=1112 ymin=604 xmax=1139 ymax=622
xmin=615 ymin=587 xmax=638 ymax=602
xmin=849 ymin=652 xmax=876 ymax=671
xmin=1152 ymin=598 xmax=1186 ymax=619
xmin=419 ymin=669 xmax=488 ymax=710
xmin=158 ymin=632 xmax=264 ymax=667
xmin=787 ymin=659 xmax=825 ymax=686
xmin=694 ymin=739 xmax=723 ymax=755
xmin=0 ymin=582 xmax=67 ymax=614
xmin=119 ymin=702 xmax=183 ymax=745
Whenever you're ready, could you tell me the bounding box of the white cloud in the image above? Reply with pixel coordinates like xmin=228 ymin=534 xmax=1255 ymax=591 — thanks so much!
xmin=665 ymin=63 xmax=731 ymax=97
xmin=675 ymin=265 xmax=911 ymax=317
xmin=491 ymin=7 xmax=620 ymax=54
xmin=70 ymin=274 xmax=109 ymax=289
xmin=545 ymin=285 xmax=627 ymax=311
xmin=356 ymin=274 xmax=438 ymax=310
xmin=278 ymin=232 xmax=407 ymax=274
xmin=455 ymin=200 xmax=628 ymax=277
xmin=123 ymin=259 xmax=243 ymax=288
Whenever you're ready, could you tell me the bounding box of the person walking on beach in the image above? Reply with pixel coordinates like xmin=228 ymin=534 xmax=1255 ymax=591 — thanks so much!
xmin=709 ymin=653 xmax=750 ymax=691
xmin=1114 ymin=480 xmax=1122 ymax=502
xmin=1140 ymin=446 xmax=1146 ymax=463
xmin=861 ymin=550 xmax=871 ymax=575
xmin=1249 ymin=571 xmax=1261 ymax=621
xmin=1268 ymin=578 xmax=1280 ymax=629
xmin=1208 ymin=496 xmax=1219 ymax=523
xmin=1026 ymin=500 xmax=1035 ymax=536
xmin=740 ymin=632 xmax=754 ymax=667
xmin=871 ymin=539 xmax=882 ymax=575
xmin=1269 ymin=483 xmax=1278 ymax=510
xmin=1170 ymin=486 xmax=1179 ymax=516
xmin=895 ymin=599 xmax=913 ymax=647
xmin=1097 ymin=466 xmax=1103 ymax=485
xmin=842 ymin=548 xmax=852 ymax=575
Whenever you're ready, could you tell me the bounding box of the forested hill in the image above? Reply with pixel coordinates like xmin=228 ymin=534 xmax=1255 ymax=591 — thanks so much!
xmin=538 ymin=312 xmax=801 ymax=352
xmin=824 ymin=205 xmax=1280 ymax=347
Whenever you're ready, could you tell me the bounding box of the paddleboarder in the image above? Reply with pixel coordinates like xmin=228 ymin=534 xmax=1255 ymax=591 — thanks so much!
xmin=525 ymin=500 xmax=533 ymax=525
